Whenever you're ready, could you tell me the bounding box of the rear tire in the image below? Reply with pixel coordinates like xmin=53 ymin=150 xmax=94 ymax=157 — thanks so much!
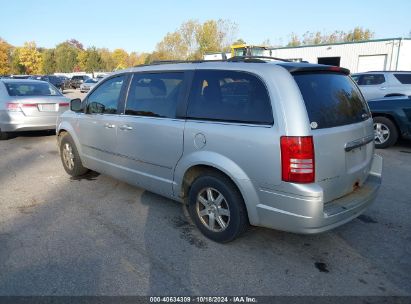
xmin=0 ymin=130 xmax=9 ymax=140
xmin=373 ymin=116 xmax=398 ymax=149
xmin=59 ymin=133 xmax=88 ymax=176
xmin=188 ymin=173 xmax=249 ymax=243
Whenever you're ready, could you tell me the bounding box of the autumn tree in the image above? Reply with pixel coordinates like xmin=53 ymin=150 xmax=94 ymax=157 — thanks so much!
xmin=156 ymin=31 xmax=188 ymax=60
xmin=0 ymin=38 xmax=11 ymax=75
xmin=345 ymin=27 xmax=373 ymax=42
xmin=77 ymin=50 xmax=88 ymax=71
xmin=67 ymin=39 xmax=84 ymax=50
xmin=179 ymin=20 xmax=200 ymax=59
xmin=19 ymin=42 xmax=42 ymax=74
xmin=287 ymin=33 xmax=301 ymax=47
xmin=112 ymin=48 xmax=129 ymax=70
xmin=287 ymin=27 xmax=375 ymax=46
xmin=98 ymin=48 xmax=116 ymax=71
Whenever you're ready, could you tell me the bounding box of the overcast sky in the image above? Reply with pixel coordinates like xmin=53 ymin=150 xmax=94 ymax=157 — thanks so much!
xmin=1 ymin=0 xmax=410 ymax=52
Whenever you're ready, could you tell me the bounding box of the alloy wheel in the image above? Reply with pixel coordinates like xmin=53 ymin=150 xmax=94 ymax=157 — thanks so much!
xmin=196 ymin=187 xmax=231 ymax=232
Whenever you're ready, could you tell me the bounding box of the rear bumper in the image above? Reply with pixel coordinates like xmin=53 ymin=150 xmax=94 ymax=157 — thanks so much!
xmin=255 ymin=154 xmax=383 ymax=234
xmin=0 ymin=112 xmax=58 ymax=132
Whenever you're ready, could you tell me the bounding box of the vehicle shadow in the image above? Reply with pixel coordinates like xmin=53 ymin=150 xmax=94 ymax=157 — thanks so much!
xmin=1 ymin=130 xmax=55 ymax=141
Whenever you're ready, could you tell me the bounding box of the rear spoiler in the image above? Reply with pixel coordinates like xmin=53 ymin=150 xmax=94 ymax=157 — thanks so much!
xmin=278 ymin=63 xmax=350 ymax=75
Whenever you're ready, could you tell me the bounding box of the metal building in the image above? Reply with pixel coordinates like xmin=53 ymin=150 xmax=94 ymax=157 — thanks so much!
xmin=269 ymin=38 xmax=411 ymax=73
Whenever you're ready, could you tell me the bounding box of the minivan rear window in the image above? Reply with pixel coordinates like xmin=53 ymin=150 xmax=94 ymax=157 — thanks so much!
xmin=293 ymin=73 xmax=370 ymax=129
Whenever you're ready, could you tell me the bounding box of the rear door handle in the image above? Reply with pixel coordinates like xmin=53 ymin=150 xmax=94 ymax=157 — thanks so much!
xmin=119 ymin=124 xmax=133 ymax=131
xmin=380 ymin=87 xmax=387 ymax=90
xmin=104 ymin=123 xmax=116 ymax=129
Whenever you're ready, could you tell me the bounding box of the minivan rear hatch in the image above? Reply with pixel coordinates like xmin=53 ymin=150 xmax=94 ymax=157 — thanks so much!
xmin=292 ymin=69 xmax=374 ymax=203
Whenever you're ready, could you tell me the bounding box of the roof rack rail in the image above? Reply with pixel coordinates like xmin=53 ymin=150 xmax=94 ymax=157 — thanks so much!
xmin=227 ymin=56 xmax=291 ymax=62
xmin=133 ymin=55 xmax=291 ymax=67
xmin=134 ymin=59 xmax=221 ymax=67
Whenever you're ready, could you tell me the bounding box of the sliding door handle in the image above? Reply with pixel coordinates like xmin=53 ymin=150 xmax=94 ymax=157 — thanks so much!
xmin=119 ymin=124 xmax=133 ymax=131
xmin=104 ymin=123 xmax=116 ymax=129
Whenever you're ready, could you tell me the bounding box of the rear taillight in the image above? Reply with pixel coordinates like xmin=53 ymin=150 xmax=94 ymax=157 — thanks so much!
xmin=6 ymin=103 xmax=37 ymax=111
xmin=6 ymin=103 xmax=21 ymax=111
xmin=60 ymin=103 xmax=70 ymax=107
xmin=280 ymin=136 xmax=315 ymax=183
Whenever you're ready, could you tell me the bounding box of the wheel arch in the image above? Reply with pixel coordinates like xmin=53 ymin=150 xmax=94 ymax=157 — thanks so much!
xmin=174 ymin=152 xmax=261 ymax=225
xmin=372 ymin=113 xmax=401 ymax=135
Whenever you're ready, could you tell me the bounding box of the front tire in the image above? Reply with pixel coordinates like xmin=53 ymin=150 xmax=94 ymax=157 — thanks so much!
xmin=373 ymin=116 xmax=398 ymax=149
xmin=59 ymin=133 xmax=88 ymax=176
xmin=188 ymin=173 xmax=248 ymax=243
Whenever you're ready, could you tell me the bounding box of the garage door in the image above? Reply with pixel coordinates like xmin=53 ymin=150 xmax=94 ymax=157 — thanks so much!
xmin=357 ymin=55 xmax=387 ymax=72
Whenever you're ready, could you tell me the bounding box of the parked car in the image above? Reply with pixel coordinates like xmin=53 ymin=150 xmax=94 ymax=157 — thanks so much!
xmin=367 ymin=95 xmax=411 ymax=148
xmin=69 ymin=75 xmax=90 ymax=89
xmin=57 ymin=59 xmax=382 ymax=242
xmin=80 ymin=78 xmax=98 ymax=93
xmin=351 ymin=71 xmax=411 ymax=100
xmin=58 ymin=76 xmax=71 ymax=91
xmin=0 ymin=79 xmax=70 ymax=140
xmin=41 ymin=75 xmax=65 ymax=91
xmin=9 ymin=75 xmax=31 ymax=79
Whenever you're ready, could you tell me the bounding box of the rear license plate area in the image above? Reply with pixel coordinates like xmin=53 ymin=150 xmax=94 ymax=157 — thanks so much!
xmin=346 ymin=145 xmax=367 ymax=173
xmin=38 ymin=104 xmax=57 ymax=112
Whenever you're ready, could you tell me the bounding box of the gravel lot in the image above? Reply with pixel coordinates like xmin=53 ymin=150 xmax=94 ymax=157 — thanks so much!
xmin=0 ymin=89 xmax=410 ymax=296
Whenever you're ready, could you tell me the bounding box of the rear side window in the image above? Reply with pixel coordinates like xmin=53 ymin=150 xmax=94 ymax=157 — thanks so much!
xmin=394 ymin=74 xmax=411 ymax=84
xmin=357 ymin=74 xmax=385 ymax=85
xmin=294 ymin=73 xmax=370 ymax=129
xmin=187 ymin=70 xmax=273 ymax=124
xmin=125 ymin=72 xmax=184 ymax=118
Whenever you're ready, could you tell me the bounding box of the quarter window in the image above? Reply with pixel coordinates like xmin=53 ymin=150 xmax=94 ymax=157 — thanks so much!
xmin=187 ymin=70 xmax=273 ymax=124
xmin=87 ymin=75 xmax=126 ymax=114
xmin=125 ymin=72 xmax=184 ymax=118
xmin=358 ymin=74 xmax=385 ymax=85
xmin=394 ymin=74 xmax=411 ymax=84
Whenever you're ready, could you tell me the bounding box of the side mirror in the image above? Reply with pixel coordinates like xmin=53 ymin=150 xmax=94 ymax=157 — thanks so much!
xmin=70 ymin=98 xmax=83 ymax=112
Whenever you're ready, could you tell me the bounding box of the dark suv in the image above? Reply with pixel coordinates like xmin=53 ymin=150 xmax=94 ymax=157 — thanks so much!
xmin=40 ymin=75 xmax=64 ymax=91
xmin=368 ymin=96 xmax=411 ymax=148
xmin=69 ymin=75 xmax=90 ymax=89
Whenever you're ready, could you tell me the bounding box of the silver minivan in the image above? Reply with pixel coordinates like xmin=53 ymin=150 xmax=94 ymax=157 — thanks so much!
xmin=57 ymin=59 xmax=382 ymax=242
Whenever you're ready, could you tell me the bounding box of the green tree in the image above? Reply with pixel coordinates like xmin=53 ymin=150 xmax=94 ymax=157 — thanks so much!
xmin=55 ymin=42 xmax=79 ymax=72
xmin=0 ymin=38 xmax=11 ymax=75
xmin=232 ymin=38 xmax=246 ymax=45
xmin=42 ymin=49 xmax=56 ymax=74
xmin=85 ymin=47 xmax=102 ymax=72
xmin=19 ymin=41 xmax=42 ymax=74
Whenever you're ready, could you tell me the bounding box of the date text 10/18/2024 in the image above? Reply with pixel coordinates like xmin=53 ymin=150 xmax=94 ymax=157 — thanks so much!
xmin=149 ymin=296 xmax=257 ymax=303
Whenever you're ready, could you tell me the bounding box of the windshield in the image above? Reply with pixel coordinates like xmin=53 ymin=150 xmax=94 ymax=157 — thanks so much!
xmin=4 ymin=82 xmax=62 ymax=96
